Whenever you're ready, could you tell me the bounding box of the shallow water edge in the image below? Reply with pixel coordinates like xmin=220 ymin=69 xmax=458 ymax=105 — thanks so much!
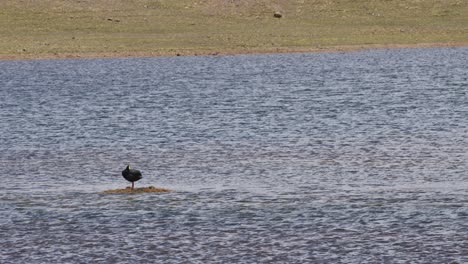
xmin=1 ymin=42 xmax=467 ymax=61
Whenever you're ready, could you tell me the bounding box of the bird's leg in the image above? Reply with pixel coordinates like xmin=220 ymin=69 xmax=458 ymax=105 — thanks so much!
xmin=131 ymin=182 xmax=134 ymax=190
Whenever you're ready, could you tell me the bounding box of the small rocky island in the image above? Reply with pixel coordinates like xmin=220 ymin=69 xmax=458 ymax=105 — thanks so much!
xmin=103 ymin=186 xmax=171 ymax=194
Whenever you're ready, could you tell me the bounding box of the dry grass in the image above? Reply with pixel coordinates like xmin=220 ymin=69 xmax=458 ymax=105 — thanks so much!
xmin=103 ymin=186 xmax=171 ymax=194
xmin=0 ymin=0 xmax=467 ymax=59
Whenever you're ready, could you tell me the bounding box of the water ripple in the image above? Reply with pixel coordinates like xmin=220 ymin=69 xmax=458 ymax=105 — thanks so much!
xmin=0 ymin=47 xmax=467 ymax=263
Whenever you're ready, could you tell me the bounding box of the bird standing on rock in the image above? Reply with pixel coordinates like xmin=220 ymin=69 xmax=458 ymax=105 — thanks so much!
xmin=122 ymin=165 xmax=142 ymax=190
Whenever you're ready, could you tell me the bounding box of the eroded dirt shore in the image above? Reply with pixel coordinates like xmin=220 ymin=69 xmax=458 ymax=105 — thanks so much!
xmin=1 ymin=42 xmax=467 ymax=60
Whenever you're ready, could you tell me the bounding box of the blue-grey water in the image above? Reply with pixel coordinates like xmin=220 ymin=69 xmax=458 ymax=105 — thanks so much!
xmin=1 ymin=47 xmax=467 ymax=263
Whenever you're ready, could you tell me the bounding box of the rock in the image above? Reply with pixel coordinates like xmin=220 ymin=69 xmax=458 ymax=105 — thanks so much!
xmin=274 ymin=11 xmax=282 ymax=18
xmin=103 ymin=186 xmax=171 ymax=194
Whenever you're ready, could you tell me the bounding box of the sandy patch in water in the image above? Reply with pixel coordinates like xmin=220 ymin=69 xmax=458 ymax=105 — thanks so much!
xmin=103 ymin=186 xmax=171 ymax=194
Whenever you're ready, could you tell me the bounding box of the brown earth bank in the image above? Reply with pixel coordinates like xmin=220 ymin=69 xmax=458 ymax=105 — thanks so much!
xmin=1 ymin=0 xmax=467 ymax=60
xmin=103 ymin=186 xmax=171 ymax=194
xmin=0 ymin=42 xmax=467 ymax=60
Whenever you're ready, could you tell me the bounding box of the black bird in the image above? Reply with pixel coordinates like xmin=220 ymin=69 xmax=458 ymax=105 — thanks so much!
xmin=122 ymin=165 xmax=142 ymax=190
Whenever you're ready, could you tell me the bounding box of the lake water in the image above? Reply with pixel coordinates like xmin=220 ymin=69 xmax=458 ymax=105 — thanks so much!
xmin=0 ymin=47 xmax=467 ymax=263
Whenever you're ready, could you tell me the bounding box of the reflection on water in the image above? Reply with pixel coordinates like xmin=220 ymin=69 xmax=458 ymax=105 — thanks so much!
xmin=1 ymin=47 xmax=467 ymax=263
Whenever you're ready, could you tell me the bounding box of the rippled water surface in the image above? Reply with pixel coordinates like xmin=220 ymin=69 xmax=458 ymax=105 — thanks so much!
xmin=1 ymin=47 xmax=467 ymax=263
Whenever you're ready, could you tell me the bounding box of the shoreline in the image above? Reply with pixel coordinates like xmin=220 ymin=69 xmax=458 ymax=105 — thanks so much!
xmin=1 ymin=42 xmax=467 ymax=61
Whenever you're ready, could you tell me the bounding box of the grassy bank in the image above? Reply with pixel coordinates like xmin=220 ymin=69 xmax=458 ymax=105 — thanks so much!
xmin=0 ymin=0 xmax=467 ymax=59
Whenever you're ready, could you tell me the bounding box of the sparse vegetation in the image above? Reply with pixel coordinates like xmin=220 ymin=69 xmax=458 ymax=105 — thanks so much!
xmin=0 ymin=0 xmax=467 ymax=59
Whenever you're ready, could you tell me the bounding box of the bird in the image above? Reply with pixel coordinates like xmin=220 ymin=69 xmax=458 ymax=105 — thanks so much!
xmin=122 ymin=165 xmax=142 ymax=190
